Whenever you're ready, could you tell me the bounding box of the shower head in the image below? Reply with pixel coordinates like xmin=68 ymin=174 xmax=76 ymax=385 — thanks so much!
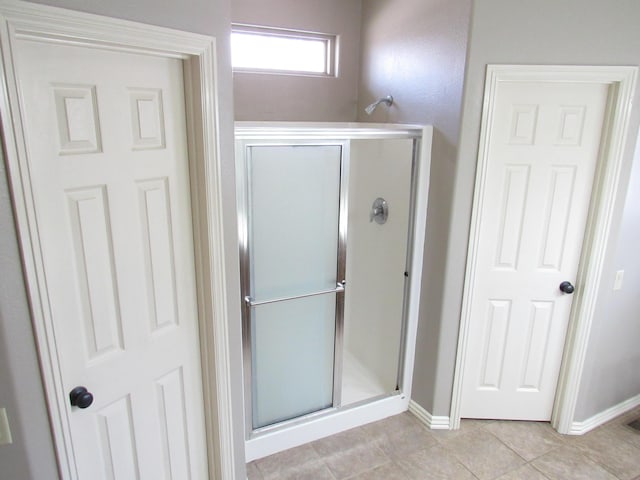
xmin=365 ymin=95 xmax=394 ymax=115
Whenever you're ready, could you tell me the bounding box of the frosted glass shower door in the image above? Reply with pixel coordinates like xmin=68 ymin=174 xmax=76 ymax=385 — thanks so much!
xmin=245 ymin=145 xmax=343 ymax=429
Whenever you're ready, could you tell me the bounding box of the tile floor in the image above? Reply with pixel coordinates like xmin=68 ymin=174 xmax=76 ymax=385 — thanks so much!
xmin=247 ymin=405 xmax=640 ymax=480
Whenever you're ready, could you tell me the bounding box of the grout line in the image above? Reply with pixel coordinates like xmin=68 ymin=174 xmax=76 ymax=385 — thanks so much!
xmin=250 ymin=411 xmax=640 ymax=479
xmin=482 ymin=428 xmax=531 ymax=463
xmin=528 ymin=461 xmax=553 ymax=480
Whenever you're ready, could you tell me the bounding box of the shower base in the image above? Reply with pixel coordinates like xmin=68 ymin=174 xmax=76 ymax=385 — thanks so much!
xmin=341 ymin=349 xmax=387 ymax=406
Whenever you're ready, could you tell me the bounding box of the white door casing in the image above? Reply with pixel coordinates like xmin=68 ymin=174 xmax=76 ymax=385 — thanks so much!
xmin=15 ymin=39 xmax=208 ymax=478
xmin=0 ymin=2 xmax=238 ymax=479
xmin=452 ymin=66 xmax=638 ymax=431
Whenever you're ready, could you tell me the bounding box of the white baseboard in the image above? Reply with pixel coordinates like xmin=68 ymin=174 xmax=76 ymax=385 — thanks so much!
xmin=568 ymin=392 xmax=640 ymax=435
xmin=408 ymin=400 xmax=450 ymax=430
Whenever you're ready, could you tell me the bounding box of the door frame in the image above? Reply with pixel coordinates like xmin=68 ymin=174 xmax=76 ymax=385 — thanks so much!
xmin=0 ymin=1 xmax=237 ymax=478
xmin=451 ymin=65 xmax=637 ymax=432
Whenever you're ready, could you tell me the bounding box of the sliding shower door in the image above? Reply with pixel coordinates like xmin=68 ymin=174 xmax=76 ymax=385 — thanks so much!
xmin=243 ymin=144 xmax=345 ymax=430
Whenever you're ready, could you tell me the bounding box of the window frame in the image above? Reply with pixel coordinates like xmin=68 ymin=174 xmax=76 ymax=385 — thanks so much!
xmin=231 ymin=23 xmax=338 ymax=77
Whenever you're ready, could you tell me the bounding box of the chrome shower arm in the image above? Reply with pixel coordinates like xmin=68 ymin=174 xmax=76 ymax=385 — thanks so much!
xmin=365 ymin=95 xmax=394 ymax=115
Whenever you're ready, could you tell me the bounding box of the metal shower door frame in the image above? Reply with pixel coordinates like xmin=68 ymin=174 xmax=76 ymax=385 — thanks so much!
xmin=236 ymin=139 xmax=350 ymax=438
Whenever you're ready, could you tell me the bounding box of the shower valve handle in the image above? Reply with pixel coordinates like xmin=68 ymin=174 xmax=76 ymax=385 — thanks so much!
xmin=370 ymin=197 xmax=388 ymax=224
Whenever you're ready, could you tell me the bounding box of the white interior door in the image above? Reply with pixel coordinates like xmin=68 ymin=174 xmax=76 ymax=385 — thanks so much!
xmin=13 ymin=39 xmax=208 ymax=478
xmin=461 ymin=81 xmax=609 ymax=420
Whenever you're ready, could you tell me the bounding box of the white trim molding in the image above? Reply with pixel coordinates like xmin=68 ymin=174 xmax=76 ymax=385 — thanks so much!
xmin=450 ymin=64 xmax=638 ymax=432
xmin=409 ymin=400 xmax=451 ymax=430
xmin=0 ymin=1 xmax=239 ymax=479
xmin=569 ymin=393 xmax=640 ymax=435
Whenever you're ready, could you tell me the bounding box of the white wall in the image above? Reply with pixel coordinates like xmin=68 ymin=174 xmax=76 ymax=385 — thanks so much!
xmin=232 ymin=0 xmax=362 ymax=121
xmin=1 ymin=1 xmax=245 ymax=478
xmin=357 ymin=0 xmax=472 ymax=413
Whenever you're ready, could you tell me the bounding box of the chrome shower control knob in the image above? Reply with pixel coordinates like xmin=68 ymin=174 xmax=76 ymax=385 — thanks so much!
xmin=370 ymin=197 xmax=389 ymax=224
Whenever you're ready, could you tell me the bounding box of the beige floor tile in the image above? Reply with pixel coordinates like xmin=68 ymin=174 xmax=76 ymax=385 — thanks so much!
xmin=372 ymin=421 xmax=438 ymax=457
xmin=277 ymin=462 xmax=337 ymax=480
xmin=439 ymin=429 xmax=524 ymax=479
xmin=494 ymin=464 xmax=550 ymax=480
xmin=323 ymin=442 xmax=390 ymax=480
xmin=483 ymin=421 xmax=564 ymax=461
xmin=247 ymin=410 xmax=640 ymax=480
xmin=361 ymin=413 xmax=421 ymax=445
xmin=571 ymin=426 xmax=640 ymax=480
xmin=247 ymin=461 xmax=264 ymax=480
xmin=609 ymin=421 xmax=640 ymax=449
xmin=380 ymin=427 xmax=438 ymax=457
xmin=312 ymin=426 xmax=371 ymax=457
xmin=358 ymin=418 xmax=390 ymax=441
xmin=366 ymin=412 xmax=424 ymax=436
xmin=531 ymin=446 xmax=618 ymax=480
xmin=254 ymin=443 xmax=321 ymax=479
xmin=345 ymin=461 xmax=415 ymax=480
xmin=398 ymin=444 xmax=477 ymax=480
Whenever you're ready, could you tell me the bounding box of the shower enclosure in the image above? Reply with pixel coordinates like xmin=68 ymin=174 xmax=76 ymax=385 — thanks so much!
xmin=235 ymin=123 xmax=431 ymax=460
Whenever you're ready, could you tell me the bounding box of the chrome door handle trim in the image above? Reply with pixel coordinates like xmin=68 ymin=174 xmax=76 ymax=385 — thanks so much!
xmin=245 ymin=282 xmax=345 ymax=307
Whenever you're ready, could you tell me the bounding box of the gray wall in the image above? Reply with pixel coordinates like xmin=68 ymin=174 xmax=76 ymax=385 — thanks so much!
xmin=575 ymin=128 xmax=640 ymax=420
xmin=447 ymin=0 xmax=640 ymax=418
xmin=0 ymin=151 xmax=60 ymax=480
xmin=359 ymin=0 xmax=640 ymax=419
xmin=232 ymin=0 xmax=362 ymax=121
xmin=357 ymin=0 xmax=472 ymax=413
xmin=2 ymin=0 xmax=246 ymax=478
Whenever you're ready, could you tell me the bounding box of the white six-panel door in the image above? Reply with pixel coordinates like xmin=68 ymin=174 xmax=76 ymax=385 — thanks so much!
xmin=461 ymin=81 xmax=609 ymax=420
xmin=13 ymin=38 xmax=208 ymax=478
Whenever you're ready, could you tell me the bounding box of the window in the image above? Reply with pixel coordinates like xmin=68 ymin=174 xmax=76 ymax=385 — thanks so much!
xmin=231 ymin=24 xmax=337 ymax=77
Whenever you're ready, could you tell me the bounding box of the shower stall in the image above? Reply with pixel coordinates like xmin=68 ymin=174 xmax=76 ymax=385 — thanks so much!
xmin=235 ymin=123 xmax=432 ymax=460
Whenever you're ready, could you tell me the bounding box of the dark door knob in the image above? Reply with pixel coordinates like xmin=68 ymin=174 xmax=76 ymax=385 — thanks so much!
xmin=559 ymin=281 xmax=575 ymax=294
xmin=69 ymin=386 xmax=94 ymax=409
